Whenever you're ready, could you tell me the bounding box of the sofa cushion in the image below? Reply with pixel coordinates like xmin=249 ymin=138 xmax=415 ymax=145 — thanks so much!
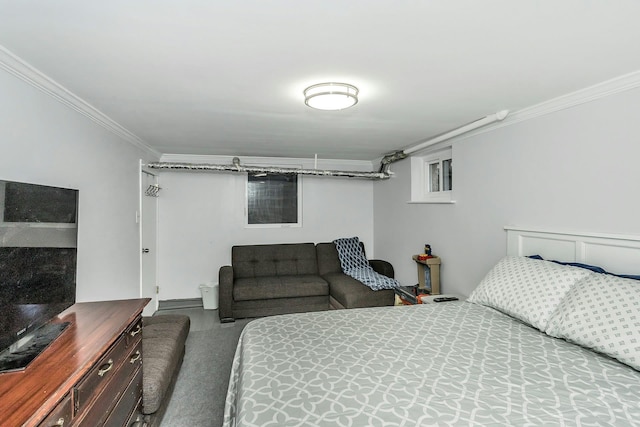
xmin=317 ymin=241 xmax=367 ymax=276
xmin=232 ymin=243 xmax=318 ymax=279
xmin=142 ymin=315 xmax=190 ymax=415
xmin=326 ymin=272 xmax=395 ymax=308
xmin=233 ymin=274 xmax=329 ymax=301
xmin=317 ymin=243 xmax=343 ymax=275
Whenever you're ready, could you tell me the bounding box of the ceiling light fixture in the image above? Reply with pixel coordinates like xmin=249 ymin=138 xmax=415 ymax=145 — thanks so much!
xmin=304 ymin=82 xmax=359 ymax=111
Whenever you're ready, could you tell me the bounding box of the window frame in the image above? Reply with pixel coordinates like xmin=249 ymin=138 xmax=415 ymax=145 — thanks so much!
xmin=410 ymin=147 xmax=455 ymax=204
xmin=245 ymin=171 xmax=303 ymax=228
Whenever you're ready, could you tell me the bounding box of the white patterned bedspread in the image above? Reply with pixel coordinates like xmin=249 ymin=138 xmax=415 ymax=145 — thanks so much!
xmin=223 ymin=302 xmax=640 ymax=427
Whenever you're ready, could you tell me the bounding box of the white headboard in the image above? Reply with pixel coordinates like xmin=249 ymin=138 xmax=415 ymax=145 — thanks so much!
xmin=505 ymin=226 xmax=640 ymax=275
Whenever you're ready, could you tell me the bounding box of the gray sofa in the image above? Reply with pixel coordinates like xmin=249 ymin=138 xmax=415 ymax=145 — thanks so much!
xmin=218 ymin=242 xmax=395 ymax=322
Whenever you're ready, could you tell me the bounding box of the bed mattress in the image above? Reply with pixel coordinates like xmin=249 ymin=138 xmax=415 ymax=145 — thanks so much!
xmin=223 ymin=302 xmax=640 ymax=426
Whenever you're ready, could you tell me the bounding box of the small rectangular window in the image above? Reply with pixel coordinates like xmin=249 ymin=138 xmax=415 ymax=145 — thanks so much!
xmin=246 ymin=173 xmax=301 ymax=227
xmin=443 ymin=159 xmax=452 ymax=191
xmin=426 ymin=154 xmax=452 ymax=194
xmin=410 ymin=147 xmax=454 ymax=203
xmin=429 ymin=162 xmax=440 ymax=192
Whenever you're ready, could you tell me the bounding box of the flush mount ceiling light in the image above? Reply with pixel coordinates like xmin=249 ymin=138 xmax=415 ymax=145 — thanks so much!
xmin=304 ymin=82 xmax=359 ymax=111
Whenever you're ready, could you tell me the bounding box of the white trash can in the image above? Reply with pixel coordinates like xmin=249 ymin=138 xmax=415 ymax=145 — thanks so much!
xmin=200 ymin=282 xmax=219 ymax=310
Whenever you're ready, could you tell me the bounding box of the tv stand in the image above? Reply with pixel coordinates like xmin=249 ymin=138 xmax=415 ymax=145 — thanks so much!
xmin=0 ymin=299 xmax=149 ymax=426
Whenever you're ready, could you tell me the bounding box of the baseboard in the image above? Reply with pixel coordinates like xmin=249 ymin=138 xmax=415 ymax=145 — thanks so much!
xmin=158 ymin=298 xmax=203 ymax=310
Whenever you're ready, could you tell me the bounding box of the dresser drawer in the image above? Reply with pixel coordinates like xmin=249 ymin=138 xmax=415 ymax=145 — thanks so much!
xmin=38 ymin=393 xmax=72 ymax=427
xmin=123 ymin=401 xmax=145 ymax=427
xmin=104 ymin=368 xmax=143 ymax=427
xmin=74 ymin=335 xmax=128 ymax=415
xmin=74 ymin=339 xmax=142 ymax=426
xmin=125 ymin=317 xmax=143 ymax=347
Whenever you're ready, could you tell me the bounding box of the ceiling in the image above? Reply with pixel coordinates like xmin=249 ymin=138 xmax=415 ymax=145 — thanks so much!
xmin=1 ymin=1 xmax=640 ymax=161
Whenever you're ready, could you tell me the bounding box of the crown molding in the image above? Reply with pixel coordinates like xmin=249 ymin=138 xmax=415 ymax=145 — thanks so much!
xmin=0 ymin=45 xmax=160 ymax=158
xmin=455 ymin=70 xmax=640 ymax=142
xmin=505 ymin=70 xmax=640 ymax=126
xmin=3 ymin=41 xmax=638 ymax=159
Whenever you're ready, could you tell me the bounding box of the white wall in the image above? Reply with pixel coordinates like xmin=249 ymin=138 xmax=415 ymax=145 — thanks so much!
xmin=7 ymin=54 xmax=638 ymax=304
xmin=374 ymin=86 xmax=640 ymax=296
xmin=0 ymin=68 xmax=159 ymax=302
xmin=156 ymin=156 xmax=375 ymax=300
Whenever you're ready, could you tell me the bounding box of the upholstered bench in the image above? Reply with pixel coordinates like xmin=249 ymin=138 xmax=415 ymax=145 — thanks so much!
xmin=142 ymin=314 xmax=190 ymax=427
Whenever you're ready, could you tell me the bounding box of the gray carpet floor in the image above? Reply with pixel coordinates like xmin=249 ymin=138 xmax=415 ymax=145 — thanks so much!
xmin=158 ymin=308 xmax=251 ymax=427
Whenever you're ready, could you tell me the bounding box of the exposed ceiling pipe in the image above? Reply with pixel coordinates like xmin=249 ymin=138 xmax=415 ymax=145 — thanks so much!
xmin=148 ymin=110 xmax=508 ymax=181
xmin=379 ymin=110 xmax=510 ymax=172
xmin=147 ymin=157 xmax=391 ymax=180
xmin=405 ymin=110 xmax=509 ymax=155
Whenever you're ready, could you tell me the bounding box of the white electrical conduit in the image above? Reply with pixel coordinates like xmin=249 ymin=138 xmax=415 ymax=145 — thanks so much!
xmin=147 ymin=110 xmax=509 ymax=180
xmin=378 ymin=109 xmax=510 ymax=169
xmin=403 ymin=110 xmax=509 ymax=155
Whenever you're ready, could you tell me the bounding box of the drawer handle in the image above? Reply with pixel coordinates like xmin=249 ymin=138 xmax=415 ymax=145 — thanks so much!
xmin=97 ymin=359 xmax=114 ymax=377
xmin=52 ymin=418 xmax=65 ymax=426
xmin=129 ymin=324 xmax=142 ymax=337
xmin=130 ymin=350 xmax=141 ymax=364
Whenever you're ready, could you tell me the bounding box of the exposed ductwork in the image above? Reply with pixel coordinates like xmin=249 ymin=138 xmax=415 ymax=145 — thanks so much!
xmin=147 ymin=110 xmax=509 ymax=180
xmin=147 ymin=157 xmax=392 ymax=180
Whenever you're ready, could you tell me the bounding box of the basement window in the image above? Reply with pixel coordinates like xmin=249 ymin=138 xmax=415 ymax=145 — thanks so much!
xmin=410 ymin=148 xmax=455 ymax=203
xmin=246 ymin=173 xmax=302 ymax=227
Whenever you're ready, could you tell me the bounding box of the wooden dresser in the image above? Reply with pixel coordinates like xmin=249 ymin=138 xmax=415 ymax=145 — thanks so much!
xmin=0 ymin=298 xmax=149 ymax=427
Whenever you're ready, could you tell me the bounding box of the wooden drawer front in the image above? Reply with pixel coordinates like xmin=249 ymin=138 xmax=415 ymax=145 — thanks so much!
xmin=104 ymin=370 xmax=143 ymax=427
xmin=74 ymin=335 xmax=128 ymax=415
xmin=75 ymin=340 xmax=142 ymax=426
xmin=125 ymin=316 xmax=143 ymax=347
xmin=123 ymin=399 xmax=145 ymax=427
xmin=38 ymin=394 xmax=72 ymax=427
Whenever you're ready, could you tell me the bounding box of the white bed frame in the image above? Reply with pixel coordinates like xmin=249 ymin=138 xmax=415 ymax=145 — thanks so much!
xmin=505 ymin=226 xmax=640 ymax=275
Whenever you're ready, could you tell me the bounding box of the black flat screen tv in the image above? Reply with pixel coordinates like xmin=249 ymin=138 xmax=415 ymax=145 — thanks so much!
xmin=0 ymin=180 xmax=78 ymax=372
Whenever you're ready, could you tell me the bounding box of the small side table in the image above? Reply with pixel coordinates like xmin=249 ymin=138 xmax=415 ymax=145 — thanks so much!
xmin=420 ymin=294 xmax=464 ymax=303
xmin=412 ymin=255 xmax=441 ymax=295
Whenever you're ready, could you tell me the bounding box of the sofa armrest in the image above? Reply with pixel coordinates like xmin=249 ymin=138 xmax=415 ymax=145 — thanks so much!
xmin=218 ymin=265 xmax=235 ymax=322
xmin=369 ymin=259 xmax=395 ymax=278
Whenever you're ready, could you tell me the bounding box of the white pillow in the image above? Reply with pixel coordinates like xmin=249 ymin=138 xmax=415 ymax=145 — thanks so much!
xmin=468 ymin=256 xmax=591 ymax=331
xmin=546 ymin=273 xmax=640 ymax=371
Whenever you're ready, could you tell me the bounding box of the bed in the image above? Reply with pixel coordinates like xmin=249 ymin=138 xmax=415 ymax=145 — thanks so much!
xmin=223 ymin=227 xmax=640 ymax=426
